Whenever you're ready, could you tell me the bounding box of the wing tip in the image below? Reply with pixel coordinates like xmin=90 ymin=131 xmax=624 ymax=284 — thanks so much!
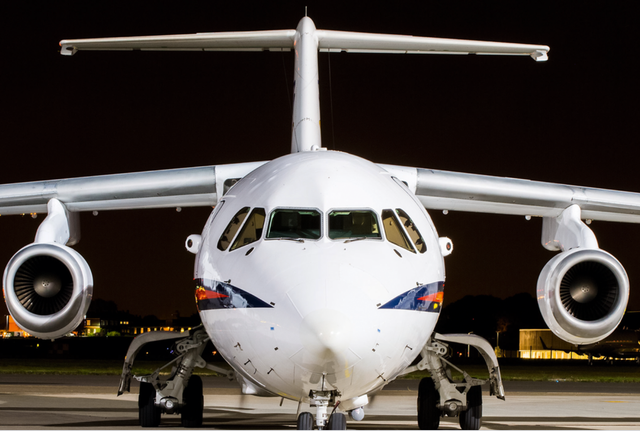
xmin=531 ymin=48 xmax=549 ymax=62
xmin=59 ymin=41 xmax=77 ymax=56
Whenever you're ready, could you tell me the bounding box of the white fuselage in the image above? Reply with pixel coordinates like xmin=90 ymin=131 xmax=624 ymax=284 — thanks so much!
xmin=195 ymin=151 xmax=445 ymax=403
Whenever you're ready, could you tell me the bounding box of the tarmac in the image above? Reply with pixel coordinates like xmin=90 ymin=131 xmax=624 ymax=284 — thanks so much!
xmin=0 ymin=374 xmax=638 ymax=429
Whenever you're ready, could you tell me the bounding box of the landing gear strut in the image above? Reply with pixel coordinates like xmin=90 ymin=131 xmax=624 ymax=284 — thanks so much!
xmin=118 ymin=326 xmax=233 ymax=428
xmin=403 ymin=332 xmax=505 ymax=430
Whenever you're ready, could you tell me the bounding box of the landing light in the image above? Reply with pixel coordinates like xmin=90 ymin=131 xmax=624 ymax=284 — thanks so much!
xmin=350 ymin=407 xmax=365 ymax=421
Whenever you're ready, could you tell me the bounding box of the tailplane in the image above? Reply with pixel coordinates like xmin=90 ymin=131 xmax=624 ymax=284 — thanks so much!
xmin=60 ymin=17 xmax=549 ymax=153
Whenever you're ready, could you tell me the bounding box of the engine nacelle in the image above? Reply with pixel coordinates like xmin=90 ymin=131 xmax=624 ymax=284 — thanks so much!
xmin=537 ymin=248 xmax=629 ymax=345
xmin=3 ymin=242 xmax=93 ymax=339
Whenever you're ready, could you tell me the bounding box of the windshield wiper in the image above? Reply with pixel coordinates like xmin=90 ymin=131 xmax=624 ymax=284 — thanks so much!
xmin=344 ymin=237 xmax=383 ymax=243
xmin=344 ymin=237 xmax=367 ymax=243
xmin=277 ymin=237 xmax=305 ymax=243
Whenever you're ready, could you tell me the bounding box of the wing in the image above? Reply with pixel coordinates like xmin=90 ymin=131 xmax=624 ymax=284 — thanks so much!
xmin=0 ymin=161 xmax=266 ymax=215
xmin=380 ymin=164 xmax=640 ymax=223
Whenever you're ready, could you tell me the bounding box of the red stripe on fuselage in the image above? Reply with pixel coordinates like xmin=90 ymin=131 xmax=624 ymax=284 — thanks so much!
xmin=205 ymin=292 xmax=229 ymax=299
xmin=418 ymin=292 xmax=443 ymax=303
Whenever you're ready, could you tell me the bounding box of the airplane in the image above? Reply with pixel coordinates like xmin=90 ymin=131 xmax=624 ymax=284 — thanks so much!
xmin=1 ymin=14 xmax=638 ymax=430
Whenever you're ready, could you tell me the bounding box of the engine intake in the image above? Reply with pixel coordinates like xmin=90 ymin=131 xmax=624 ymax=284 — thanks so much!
xmin=3 ymin=243 xmax=93 ymax=339
xmin=537 ymin=248 xmax=628 ymax=345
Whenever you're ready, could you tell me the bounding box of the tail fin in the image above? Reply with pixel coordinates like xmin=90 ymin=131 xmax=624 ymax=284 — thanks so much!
xmin=60 ymin=17 xmax=549 ymax=153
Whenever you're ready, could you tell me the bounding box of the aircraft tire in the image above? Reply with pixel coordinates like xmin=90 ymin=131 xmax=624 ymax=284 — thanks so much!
xmin=327 ymin=412 xmax=347 ymax=430
xmin=139 ymin=382 xmax=161 ymax=427
xmin=417 ymin=378 xmax=440 ymax=430
xmin=181 ymin=375 xmax=204 ymax=427
xmin=297 ymin=412 xmax=313 ymax=430
xmin=459 ymin=385 xmax=482 ymax=430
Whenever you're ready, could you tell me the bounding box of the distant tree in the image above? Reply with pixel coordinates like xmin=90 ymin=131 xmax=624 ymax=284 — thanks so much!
xmin=436 ymin=294 xmax=503 ymax=340
xmin=502 ymin=292 xmax=545 ymax=329
xmin=140 ymin=314 xmax=162 ymax=327
xmin=86 ymin=328 xmax=105 ymax=337
xmin=436 ymin=292 xmax=546 ymax=350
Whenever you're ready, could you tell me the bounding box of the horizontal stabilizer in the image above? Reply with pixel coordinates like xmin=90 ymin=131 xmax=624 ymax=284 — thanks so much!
xmin=60 ymin=30 xmax=296 ymax=56
xmin=60 ymin=26 xmax=548 ymax=61
xmin=317 ymin=30 xmax=548 ymax=61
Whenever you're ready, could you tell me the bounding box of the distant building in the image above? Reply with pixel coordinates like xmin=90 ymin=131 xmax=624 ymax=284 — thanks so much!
xmin=83 ymin=315 xmax=198 ymax=336
xmin=2 ymin=315 xmax=29 ymax=338
xmin=3 ymin=313 xmax=199 ymax=338
xmin=519 ymin=329 xmax=588 ymax=359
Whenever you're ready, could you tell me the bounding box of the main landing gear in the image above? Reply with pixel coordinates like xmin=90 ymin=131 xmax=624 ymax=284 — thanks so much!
xmin=401 ymin=332 xmax=505 ymax=430
xmin=117 ymin=326 xmax=232 ymax=428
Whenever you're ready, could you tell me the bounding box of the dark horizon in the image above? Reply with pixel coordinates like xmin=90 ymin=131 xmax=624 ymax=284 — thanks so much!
xmin=2 ymin=2 xmax=639 ymax=320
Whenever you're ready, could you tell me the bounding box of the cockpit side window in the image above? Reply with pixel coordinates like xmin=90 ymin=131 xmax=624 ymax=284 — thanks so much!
xmin=328 ymin=210 xmax=381 ymax=240
xmin=217 ymin=207 xmax=250 ymax=251
xmin=266 ymin=209 xmax=321 ymax=240
xmin=230 ymin=208 xmax=266 ymax=251
xmin=381 ymin=209 xmax=415 ymax=253
xmin=396 ymin=209 xmax=426 ymax=253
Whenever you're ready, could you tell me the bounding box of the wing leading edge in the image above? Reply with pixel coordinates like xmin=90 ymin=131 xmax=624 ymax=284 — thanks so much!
xmin=381 ymin=164 xmax=640 ymax=224
xmin=0 ymin=162 xmax=265 ymax=215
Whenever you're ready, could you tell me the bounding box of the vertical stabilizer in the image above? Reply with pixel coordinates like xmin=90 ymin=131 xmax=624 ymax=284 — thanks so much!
xmin=291 ymin=17 xmax=322 ymax=153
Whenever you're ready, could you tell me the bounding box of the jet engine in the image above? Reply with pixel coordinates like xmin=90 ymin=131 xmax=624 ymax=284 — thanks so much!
xmin=3 ymin=242 xmax=93 ymax=339
xmin=537 ymin=248 xmax=629 ymax=345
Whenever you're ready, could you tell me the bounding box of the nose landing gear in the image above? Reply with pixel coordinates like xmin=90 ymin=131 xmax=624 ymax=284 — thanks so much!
xmin=296 ymin=411 xmax=347 ymax=430
xmin=296 ymin=390 xmax=347 ymax=430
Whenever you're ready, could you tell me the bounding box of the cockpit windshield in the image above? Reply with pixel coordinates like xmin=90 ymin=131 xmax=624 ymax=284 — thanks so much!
xmin=328 ymin=210 xmax=381 ymax=240
xmin=266 ymin=209 xmax=321 ymax=240
xmin=395 ymin=208 xmax=426 ymax=253
xmin=381 ymin=209 xmax=415 ymax=253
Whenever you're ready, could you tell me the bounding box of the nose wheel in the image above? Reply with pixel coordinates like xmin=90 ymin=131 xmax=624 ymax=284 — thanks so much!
xmin=297 ymin=411 xmax=347 ymax=430
xmin=327 ymin=412 xmax=347 ymax=429
xmin=297 ymin=412 xmax=314 ymax=430
xmin=297 ymin=390 xmax=347 ymax=430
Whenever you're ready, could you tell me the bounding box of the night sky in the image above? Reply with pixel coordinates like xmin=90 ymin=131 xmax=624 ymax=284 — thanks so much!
xmin=2 ymin=2 xmax=639 ymax=320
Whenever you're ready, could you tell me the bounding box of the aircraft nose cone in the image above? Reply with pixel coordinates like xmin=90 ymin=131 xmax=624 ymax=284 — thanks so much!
xmin=298 ymin=309 xmax=354 ymax=365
